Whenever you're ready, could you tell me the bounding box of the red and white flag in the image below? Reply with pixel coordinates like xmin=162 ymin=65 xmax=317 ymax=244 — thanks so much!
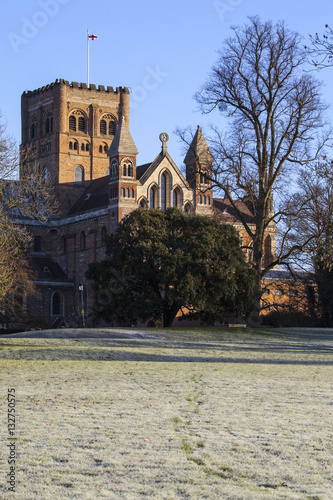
xmin=88 ymin=34 xmax=98 ymax=40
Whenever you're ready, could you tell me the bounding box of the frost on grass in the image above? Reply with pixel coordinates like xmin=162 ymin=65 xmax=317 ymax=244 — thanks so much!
xmin=0 ymin=327 xmax=332 ymax=499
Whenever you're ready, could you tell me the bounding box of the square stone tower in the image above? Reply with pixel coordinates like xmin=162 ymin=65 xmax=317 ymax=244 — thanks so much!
xmin=20 ymin=79 xmax=130 ymax=186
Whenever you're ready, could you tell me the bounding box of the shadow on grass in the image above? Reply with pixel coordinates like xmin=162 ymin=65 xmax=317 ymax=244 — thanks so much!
xmin=1 ymin=327 xmax=332 ymax=364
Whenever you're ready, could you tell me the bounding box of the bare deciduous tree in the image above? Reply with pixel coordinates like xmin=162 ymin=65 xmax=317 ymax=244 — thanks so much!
xmin=178 ymin=17 xmax=331 ymax=324
xmin=286 ymin=163 xmax=333 ymax=325
xmin=0 ymin=112 xmax=58 ymax=321
xmin=306 ymin=24 xmax=333 ymax=69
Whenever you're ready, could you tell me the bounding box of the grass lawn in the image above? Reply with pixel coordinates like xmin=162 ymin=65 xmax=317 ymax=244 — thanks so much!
xmin=0 ymin=327 xmax=332 ymax=499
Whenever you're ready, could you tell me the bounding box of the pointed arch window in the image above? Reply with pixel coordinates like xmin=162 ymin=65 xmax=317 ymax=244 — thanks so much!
xmin=161 ymin=172 xmax=167 ymax=210
xmin=150 ymin=187 xmax=156 ymax=209
xmin=173 ymin=189 xmax=178 ymax=208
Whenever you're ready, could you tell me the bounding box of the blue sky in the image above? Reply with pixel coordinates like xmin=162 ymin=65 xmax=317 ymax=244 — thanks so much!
xmin=1 ymin=0 xmax=332 ymax=167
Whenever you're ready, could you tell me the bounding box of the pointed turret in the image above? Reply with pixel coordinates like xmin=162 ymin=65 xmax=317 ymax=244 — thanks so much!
xmin=108 ymin=116 xmax=138 ymax=157
xmin=107 ymin=116 xmax=139 ymax=231
xmin=184 ymin=125 xmax=214 ymax=168
xmin=184 ymin=126 xmax=214 ymax=215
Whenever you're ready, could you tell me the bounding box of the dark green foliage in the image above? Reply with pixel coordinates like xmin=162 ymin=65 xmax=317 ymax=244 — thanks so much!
xmin=87 ymin=208 xmax=254 ymax=327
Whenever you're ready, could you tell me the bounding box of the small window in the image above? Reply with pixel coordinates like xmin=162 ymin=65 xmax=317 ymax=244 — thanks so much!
xmin=104 ymin=145 xmax=108 ymax=153
xmin=78 ymin=116 xmax=86 ymax=132
xmin=69 ymin=142 xmax=73 ymax=150
xmin=100 ymin=119 xmax=107 ymax=135
xmin=199 ymin=195 xmax=202 ymax=204
xmin=131 ymin=188 xmax=135 ymax=198
xmin=126 ymin=188 xmax=130 ymax=198
xmin=73 ymin=141 xmax=78 ymax=151
xmin=81 ymin=143 xmax=85 ymax=151
xmin=121 ymin=188 xmax=125 ymax=197
xmin=99 ymin=145 xmax=103 ymax=153
xmin=123 ymin=165 xmax=127 ymax=177
xmin=69 ymin=115 xmax=76 ymax=131
xmin=86 ymin=143 xmax=89 ymax=152
xmin=275 ymin=289 xmax=283 ymax=296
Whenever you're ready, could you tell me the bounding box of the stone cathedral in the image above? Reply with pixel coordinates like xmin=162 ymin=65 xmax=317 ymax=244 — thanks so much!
xmin=16 ymin=79 xmax=277 ymax=328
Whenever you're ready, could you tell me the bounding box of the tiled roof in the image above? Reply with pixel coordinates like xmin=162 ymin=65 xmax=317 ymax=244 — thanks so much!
xmin=136 ymin=163 xmax=152 ymax=180
xmin=30 ymin=257 xmax=71 ymax=283
xmin=67 ymin=176 xmax=110 ymax=215
xmin=213 ymin=198 xmax=256 ymax=224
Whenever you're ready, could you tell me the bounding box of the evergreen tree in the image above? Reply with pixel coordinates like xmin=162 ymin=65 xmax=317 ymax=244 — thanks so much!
xmin=87 ymin=208 xmax=254 ymax=327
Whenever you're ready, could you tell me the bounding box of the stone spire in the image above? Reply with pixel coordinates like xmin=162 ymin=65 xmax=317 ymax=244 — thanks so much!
xmin=183 ymin=125 xmax=214 ymax=166
xmin=108 ymin=116 xmax=138 ymax=157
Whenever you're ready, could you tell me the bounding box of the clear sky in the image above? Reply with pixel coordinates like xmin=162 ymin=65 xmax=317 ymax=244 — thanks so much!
xmin=1 ymin=0 xmax=332 ymax=167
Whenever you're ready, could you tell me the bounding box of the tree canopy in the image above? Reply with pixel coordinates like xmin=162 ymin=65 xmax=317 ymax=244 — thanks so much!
xmin=87 ymin=208 xmax=254 ymax=327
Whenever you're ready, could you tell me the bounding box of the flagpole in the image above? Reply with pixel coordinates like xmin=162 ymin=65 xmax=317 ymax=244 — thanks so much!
xmin=87 ymin=29 xmax=90 ymax=87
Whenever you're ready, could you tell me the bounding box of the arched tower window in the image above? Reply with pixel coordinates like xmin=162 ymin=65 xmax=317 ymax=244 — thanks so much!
xmin=69 ymin=115 xmax=76 ymax=131
xmin=100 ymin=119 xmax=107 ymax=135
xmin=78 ymin=116 xmax=86 ymax=132
xmin=44 ymin=112 xmax=53 ymax=135
xmin=109 ymin=121 xmax=116 ymax=135
xmin=75 ymin=166 xmax=84 ymax=184
xmin=100 ymin=114 xmax=117 ymax=136
xmin=29 ymin=116 xmax=37 ymax=140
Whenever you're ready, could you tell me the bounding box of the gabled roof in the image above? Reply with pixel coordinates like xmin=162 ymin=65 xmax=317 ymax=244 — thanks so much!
xmin=138 ymin=152 xmax=190 ymax=188
xmin=136 ymin=163 xmax=152 ymax=180
xmin=67 ymin=176 xmax=110 ymax=215
xmin=30 ymin=257 xmax=72 ymax=283
xmin=213 ymin=198 xmax=255 ymax=225
xmin=108 ymin=116 xmax=138 ymax=157
xmin=184 ymin=125 xmax=214 ymax=166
